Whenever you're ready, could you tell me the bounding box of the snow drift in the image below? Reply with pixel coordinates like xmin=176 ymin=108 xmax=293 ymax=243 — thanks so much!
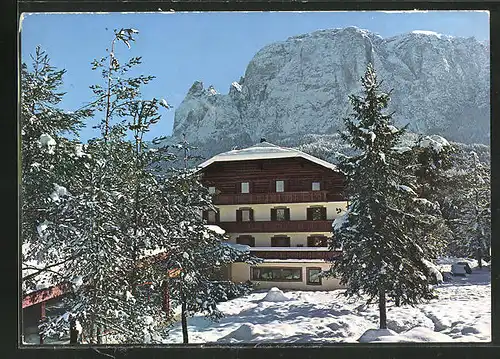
xmin=260 ymin=287 xmax=291 ymax=302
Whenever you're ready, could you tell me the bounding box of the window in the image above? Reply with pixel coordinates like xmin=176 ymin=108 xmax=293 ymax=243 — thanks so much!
xmin=276 ymin=180 xmax=285 ymax=192
xmin=307 ymin=207 xmax=326 ymax=221
xmin=236 ymin=235 xmax=255 ymax=247
xmin=241 ymin=182 xmax=250 ymax=193
xmin=236 ymin=208 xmax=254 ymax=222
xmin=207 ymin=210 xmax=217 ymax=224
xmin=271 ymin=207 xmax=290 ymax=221
xmin=312 ymin=182 xmax=321 ymax=191
xmin=271 ymin=236 xmax=291 ymax=247
xmin=306 ymin=268 xmax=322 ymax=285
xmin=208 ymin=186 xmax=216 ymax=194
xmin=276 ymin=208 xmax=286 ymax=221
xmin=251 ymin=267 xmax=302 ymax=282
xmin=242 ymin=209 xmax=251 ymax=222
xmin=307 ymin=236 xmax=328 ymax=247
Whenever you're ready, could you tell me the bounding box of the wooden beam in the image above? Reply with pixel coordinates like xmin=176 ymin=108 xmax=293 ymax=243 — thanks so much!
xmin=22 ymin=283 xmax=69 ymax=308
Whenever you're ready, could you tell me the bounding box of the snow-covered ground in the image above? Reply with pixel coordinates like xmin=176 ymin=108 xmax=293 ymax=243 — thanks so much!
xmin=164 ymin=262 xmax=490 ymax=343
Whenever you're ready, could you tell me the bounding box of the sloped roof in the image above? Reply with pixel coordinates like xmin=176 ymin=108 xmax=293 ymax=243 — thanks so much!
xmin=198 ymin=142 xmax=339 ymax=171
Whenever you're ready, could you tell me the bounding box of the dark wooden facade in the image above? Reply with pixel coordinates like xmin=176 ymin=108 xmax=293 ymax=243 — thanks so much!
xmin=250 ymin=250 xmax=342 ymax=260
xmin=218 ymin=220 xmax=333 ymax=233
xmin=201 ymin=157 xmax=346 ymax=204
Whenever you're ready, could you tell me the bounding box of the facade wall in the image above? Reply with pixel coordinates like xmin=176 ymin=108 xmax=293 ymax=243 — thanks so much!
xmin=217 ymin=202 xmax=347 ymax=222
xmin=202 ymin=157 xmax=345 ymax=196
xmin=227 ymin=232 xmax=331 ymax=247
xmin=231 ymin=262 xmax=344 ymax=291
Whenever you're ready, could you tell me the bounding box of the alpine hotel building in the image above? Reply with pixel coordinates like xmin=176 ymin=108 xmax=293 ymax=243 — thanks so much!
xmin=199 ymin=141 xmax=347 ymax=290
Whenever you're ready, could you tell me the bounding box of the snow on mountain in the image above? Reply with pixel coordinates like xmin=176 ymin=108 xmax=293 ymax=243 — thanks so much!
xmin=165 ymin=27 xmax=489 ymax=157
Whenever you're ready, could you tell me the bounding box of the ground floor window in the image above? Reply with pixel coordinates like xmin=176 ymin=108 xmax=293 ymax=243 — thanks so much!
xmin=251 ymin=267 xmax=302 ymax=281
xmin=306 ymin=267 xmax=322 ymax=285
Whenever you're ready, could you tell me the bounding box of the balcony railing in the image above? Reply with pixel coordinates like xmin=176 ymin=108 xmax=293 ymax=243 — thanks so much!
xmin=218 ymin=220 xmax=332 ymax=233
xmin=249 ymin=249 xmax=341 ymax=260
xmin=213 ymin=191 xmax=346 ymax=205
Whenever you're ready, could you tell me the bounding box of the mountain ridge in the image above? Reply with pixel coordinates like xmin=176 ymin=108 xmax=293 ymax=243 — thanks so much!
xmin=161 ymin=27 xmax=489 ymax=158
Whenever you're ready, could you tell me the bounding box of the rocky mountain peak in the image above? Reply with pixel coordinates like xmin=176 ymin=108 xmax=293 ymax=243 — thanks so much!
xmin=168 ymin=27 xmax=489 ymax=157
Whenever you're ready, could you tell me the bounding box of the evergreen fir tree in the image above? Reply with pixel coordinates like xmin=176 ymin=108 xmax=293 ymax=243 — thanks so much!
xmin=447 ymin=151 xmax=490 ymax=268
xmin=21 ymin=46 xmax=92 ymax=293
xmin=35 ymin=29 xmax=172 ymax=344
xmin=161 ymin=136 xmax=256 ymax=344
xmin=327 ymin=64 xmax=445 ymax=329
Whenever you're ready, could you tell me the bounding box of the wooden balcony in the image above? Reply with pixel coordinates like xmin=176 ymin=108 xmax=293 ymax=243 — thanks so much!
xmin=213 ymin=191 xmax=346 ymax=205
xmin=218 ymin=220 xmax=332 ymax=233
xmin=250 ymin=249 xmax=341 ymax=260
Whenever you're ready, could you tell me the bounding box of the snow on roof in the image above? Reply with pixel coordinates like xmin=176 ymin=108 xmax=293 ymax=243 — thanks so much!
xmin=198 ymin=141 xmax=339 ymax=172
xmin=205 ymin=224 xmax=226 ymax=235
xmin=419 ymin=135 xmax=450 ymax=153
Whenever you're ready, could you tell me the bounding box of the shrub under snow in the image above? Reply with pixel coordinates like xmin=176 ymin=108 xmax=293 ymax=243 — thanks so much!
xmin=260 ymin=287 xmax=291 ymax=302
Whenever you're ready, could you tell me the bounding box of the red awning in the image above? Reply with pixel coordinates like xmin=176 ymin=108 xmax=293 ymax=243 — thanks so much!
xmin=22 ymin=283 xmax=69 ymax=308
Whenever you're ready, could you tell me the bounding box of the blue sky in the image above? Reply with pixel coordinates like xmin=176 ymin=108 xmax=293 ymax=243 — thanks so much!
xmin=21 ymin=11 xmax=489 ymax=141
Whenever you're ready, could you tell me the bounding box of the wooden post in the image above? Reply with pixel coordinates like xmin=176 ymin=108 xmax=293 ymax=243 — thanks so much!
xmin=162 ymin=281 xmax=170 ymax=314
xmin=39 ymin=301 xmax=46 ymax=344
xmin=379 ymin=288 xmax=387 ymax=329
xmin=69 ymin=315 xmax=79 ymax=344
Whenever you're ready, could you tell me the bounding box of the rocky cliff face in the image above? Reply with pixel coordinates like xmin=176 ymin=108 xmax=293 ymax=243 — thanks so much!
xmin=169 ymin=27 xmax=489 ymax=156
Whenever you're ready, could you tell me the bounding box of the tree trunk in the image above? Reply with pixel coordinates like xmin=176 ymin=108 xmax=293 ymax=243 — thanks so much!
xmin=477 ymin=248 xmax=483 ymax=269
xmin=181 ymin=299 xmax=188 ymax=344
xmin=379 ymin=288 xmax=387 ymax=329
xmin=69 ymin=316 xmax=79 ymax=344
xmin=395 ymin=295 xmax=401 ymax=307
xmin=97 ymin=325 xmax=103 ymax=344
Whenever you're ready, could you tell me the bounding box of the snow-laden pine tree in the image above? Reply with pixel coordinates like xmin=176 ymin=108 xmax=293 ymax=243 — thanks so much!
xmin=21 ymin=46 xmax=93 ymax=293
xmin=447 ymin=151 xmax=490 ymax=268
xmin=161 ymin=137 xmax=256 ymax=344
xmin=327 ymin=64 xmax=446 ymax=329
xmin=36 ymin=29 xmax=173 ymax=344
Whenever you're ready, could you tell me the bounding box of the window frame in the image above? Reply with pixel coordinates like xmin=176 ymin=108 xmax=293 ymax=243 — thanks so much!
xmin=271 ymin=207 xmax=290 ymax=221
xmin=241 ymin=209 xmax=251 ymax=222
xmin=271 ymin=236 xmax=291 ymax=247
xmin=251 ymin=267 xmax=303 ymax=282
xmin=241 ymin=182 xmax=250 ymax=194
xmin=312 ymin=182 xmax=321 ymax=191
xmin=307 ymin=206 xmax=327 ymax=221
xmin=307 ymin=236 xmax=328 ymax=247
xmin=206 ymin=210 xmax=218 ymax=224
xmin=306 ymin=267 xmax=323 ymax=286
xmin=276 ymin=180 xmax=285 ymax=193
xmin=236 ymin=208 xmax=254 ymax=222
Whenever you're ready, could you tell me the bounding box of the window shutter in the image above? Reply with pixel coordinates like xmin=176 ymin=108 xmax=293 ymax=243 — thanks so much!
xmin=236 ymin=210 xmax=242 ymax=222
xmin=306 ymin=208 xmax=313 ymax=221
xmin=202 ymin=210 xmax=208 ymax=221
xmin=270 ymin=208 xmax=277 ymax=221
xmin=216 ymin=210 xmax=220 ymax=223
xmin=321 ymin=207 xmax=327 ymax=220
xmin=285 ymin=208 xmax=291 ymax=221
xmin=249 ymin=208 xmax=254 ymax=221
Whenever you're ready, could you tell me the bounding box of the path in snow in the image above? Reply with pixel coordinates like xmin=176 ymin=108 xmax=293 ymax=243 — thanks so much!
xmin=164 ymin=265 xmax=490 ymax=343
